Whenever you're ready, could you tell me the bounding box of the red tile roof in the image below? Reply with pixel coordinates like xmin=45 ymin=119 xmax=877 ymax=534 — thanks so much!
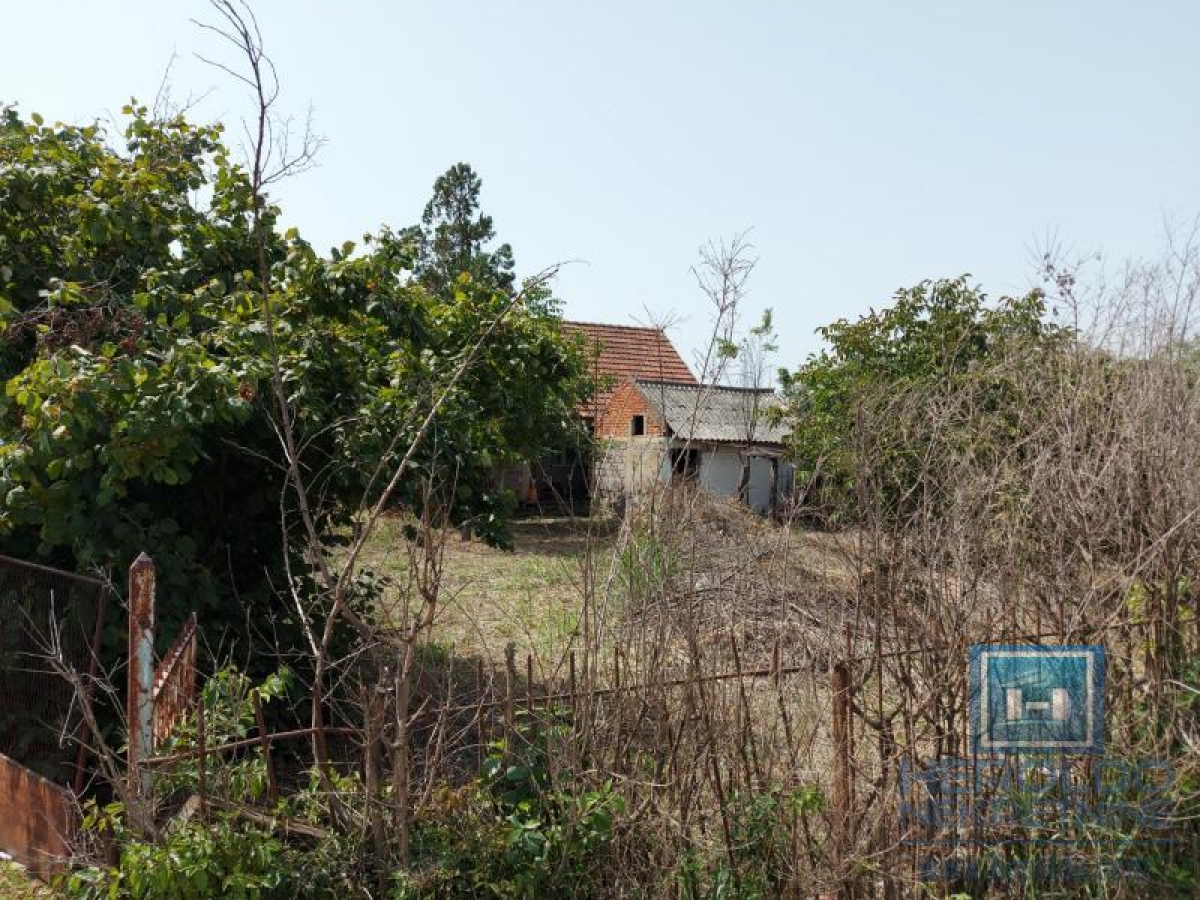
xmin=562 ymin=321 xmax=696 ymax=414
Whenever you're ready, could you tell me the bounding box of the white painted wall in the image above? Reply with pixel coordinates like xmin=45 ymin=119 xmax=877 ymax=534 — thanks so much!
xmin=699 ymin=446 xmax=742 ymax=497
xmin=632 ymin=441 xmax=793 ymax=513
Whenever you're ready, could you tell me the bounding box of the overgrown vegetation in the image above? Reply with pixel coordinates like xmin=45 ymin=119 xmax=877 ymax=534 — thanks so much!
xmin=0 ymin=100 xmax=588 ymax=652
xmin=46 ymin=226 xmax=1200 ymax=896
xmin=2 ymin=3 xmax=1197 ymax=898
xmin=777 ymin=275 xmax=1071 ymax=524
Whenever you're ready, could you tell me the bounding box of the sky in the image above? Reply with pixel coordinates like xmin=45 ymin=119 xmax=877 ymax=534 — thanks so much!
xmin=3 ymin=2 xmax=1198 ymax=374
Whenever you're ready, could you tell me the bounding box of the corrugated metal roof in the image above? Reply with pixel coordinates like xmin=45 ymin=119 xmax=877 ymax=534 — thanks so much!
xmin=634 ymin=379 xmax=790 ymax=445
xmin=562 ymin=322 xmax=696 ymax=413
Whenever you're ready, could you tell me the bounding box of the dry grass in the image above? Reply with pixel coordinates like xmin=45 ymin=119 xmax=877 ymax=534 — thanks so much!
xmin=343 ymin=472 xmax=1200 ymax=896
xmin=355 ymin=502 xmax=858 ymax=669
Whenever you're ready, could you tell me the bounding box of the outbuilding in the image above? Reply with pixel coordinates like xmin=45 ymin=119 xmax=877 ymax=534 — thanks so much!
xmin=593 ymin=378 xmax=793 ymax=514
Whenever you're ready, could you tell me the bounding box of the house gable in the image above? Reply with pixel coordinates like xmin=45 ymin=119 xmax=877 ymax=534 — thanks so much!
xmin=596 ymin=379 xmax=669 ymax=438
xmin=562 ymin=321 xmax=696 ymax=418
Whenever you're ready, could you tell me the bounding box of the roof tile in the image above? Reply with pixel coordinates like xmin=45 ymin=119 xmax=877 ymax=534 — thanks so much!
xmin=563 ymin=321 xmax=696 ymax=413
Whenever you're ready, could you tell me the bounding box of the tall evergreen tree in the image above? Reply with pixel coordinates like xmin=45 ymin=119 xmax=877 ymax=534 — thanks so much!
xmin=411 ymin=162 xmax=515 ymax=298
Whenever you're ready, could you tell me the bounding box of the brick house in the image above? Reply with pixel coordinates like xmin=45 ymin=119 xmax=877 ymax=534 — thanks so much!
xmin=515 ymin=322 xmax=697 ymax=506
xmin=562 ymin=320 xmax=697 ymax=428
xmin=498 ymin=321 xmax=696 ymax=506
xmin=502 ymin=320 xmax=792 ymax=513
xmin=557 ymin=322 xmax=793 ymax=513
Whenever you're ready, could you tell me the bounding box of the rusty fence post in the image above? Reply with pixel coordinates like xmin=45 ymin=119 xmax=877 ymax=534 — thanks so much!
xmin=127 ymin=553 xmax=156 ymax=797
xmin=526 ymin=653 xmax=534 ymax=718
xmin=394 ymin=659 xmax=412 ymax=866
xmin=474 ymin=657 xmax=486 ymax=774
xmin=504 ymin=643 xmax=516 ymax=753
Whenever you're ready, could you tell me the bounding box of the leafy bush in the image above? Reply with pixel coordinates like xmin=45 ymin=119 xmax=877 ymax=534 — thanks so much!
xmin=63 ymin=671 xmax=628 ymax=899
xmin=62 ymin=667 xmax=364 ymax=899
xmin=155 ymin=667 xmax=293 ymax=805
xmin=0 ymin=104 xmax=590 ymax=659
xmin=777 ymin=276 xmax=1068 ymax=524
xmin=397 ymin=720 xmax=625 ymax=898
xmin=63 ymin=804 xmax=292 ymax=900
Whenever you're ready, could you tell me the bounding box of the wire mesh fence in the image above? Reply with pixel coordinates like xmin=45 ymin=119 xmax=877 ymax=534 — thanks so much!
xmin=0 ymin=554 xmax=108 ymax=788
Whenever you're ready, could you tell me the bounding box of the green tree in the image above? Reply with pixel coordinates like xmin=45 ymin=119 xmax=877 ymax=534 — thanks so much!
xmin=408 ymin=162 xmax=515 ymax=299
xmin=0 ymin=105 xmax=586 ymax=650
xmin=0 ymin=103 xmax=275 ymax=627
xmin=778 ymin=276 xmax=1069 ymax=523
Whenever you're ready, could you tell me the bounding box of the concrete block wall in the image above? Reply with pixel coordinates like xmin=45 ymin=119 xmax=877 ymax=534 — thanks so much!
xmin=593 ymin=439 xmax=626 ymax=499
xmin=593 ymin=436 xmax=669 ymax=503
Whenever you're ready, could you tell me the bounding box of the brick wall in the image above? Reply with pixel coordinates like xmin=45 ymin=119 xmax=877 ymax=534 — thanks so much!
xmin=596 ymin=380 xmax=665 ymax=438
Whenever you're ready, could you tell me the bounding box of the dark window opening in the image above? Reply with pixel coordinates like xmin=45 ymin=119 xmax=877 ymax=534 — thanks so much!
xmin=631 ymin=415 xmax=645 ymax=436
xmin=670 ymin=447 xmax=700 ymax=481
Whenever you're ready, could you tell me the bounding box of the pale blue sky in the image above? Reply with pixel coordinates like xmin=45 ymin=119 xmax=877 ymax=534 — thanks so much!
xmin=4 ymin=2 xmax=1198 ymax=371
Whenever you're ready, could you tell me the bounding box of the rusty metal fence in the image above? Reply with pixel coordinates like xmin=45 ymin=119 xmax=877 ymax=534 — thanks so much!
xmin=152 ymin=611 xmax=199 ymax=748
xmin=0 ymin=552 xmax=199 ymax=878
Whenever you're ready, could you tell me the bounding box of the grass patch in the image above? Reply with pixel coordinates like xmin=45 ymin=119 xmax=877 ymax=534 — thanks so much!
xmin=358 ymin=514 xmax=617 ymax=663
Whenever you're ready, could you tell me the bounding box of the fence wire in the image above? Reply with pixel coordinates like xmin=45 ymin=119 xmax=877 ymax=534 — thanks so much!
xmin=0 ymin=554 xmax=108 ymax=787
